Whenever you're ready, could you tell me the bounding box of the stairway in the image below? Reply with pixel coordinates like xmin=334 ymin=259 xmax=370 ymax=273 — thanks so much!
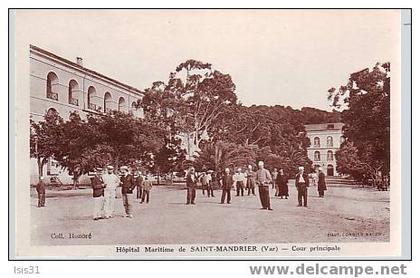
xmin=324 ymin=176 xmax=360 ymax=187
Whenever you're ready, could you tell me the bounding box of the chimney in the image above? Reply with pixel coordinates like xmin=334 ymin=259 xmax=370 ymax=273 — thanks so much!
xmin=76 ymin=57 xmax=83 ymax=66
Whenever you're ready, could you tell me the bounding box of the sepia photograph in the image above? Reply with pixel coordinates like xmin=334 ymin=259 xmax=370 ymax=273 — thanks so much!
xmin=10 ymin=9 xmax=407 ymax=259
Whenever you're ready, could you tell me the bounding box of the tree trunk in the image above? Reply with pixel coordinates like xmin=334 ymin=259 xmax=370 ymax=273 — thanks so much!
xmin=73 ymin=173 xmax=79 ymax=190
xmin=37 ymin=157 xmax=45 ymax=181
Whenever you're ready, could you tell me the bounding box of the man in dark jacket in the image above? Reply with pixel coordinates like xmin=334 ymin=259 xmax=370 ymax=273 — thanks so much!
xmin=295 ymin=166 xmax=309 ymax=207
xmin=220 ymin=168 xmax=233 ymax=204
xmin=36 ymin=176 xmax=46 ymax=207
xmin=91 ymin=168 xmax=105 ymax=220
xmin=317 ymin=168 xmax=327 ymax=197
xmin=185 ymin=167 xmax=197 ymax=205
xmin=120 ymin=166 xmax=135 ymax=218
xmin=134 ymin=170 xmax=144 ymax=200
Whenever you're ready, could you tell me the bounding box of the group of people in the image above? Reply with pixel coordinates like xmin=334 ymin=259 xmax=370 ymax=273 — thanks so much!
xmin=34 ymin=160 xmax=328 ymax=219
xmin=185 ymin=161 xmax=328 ymax=210
xmin=90 ymin=165 xmax=154 ymax=220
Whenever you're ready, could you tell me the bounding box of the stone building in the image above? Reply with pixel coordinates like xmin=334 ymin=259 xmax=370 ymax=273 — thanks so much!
xmin=304 ymin=122 xmax=345 ymax=176
xmin=30 ymin=45 xmax=144 ymax=184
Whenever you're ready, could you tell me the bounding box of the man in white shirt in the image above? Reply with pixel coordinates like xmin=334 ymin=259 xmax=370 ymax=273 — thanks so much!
xmin=295 ymin=166 xmax=309 ymax=207
xmin=202 ymin=171 xmax=213 ymax=197
xmin=233 ymin=168 xmax=246 ymax=196
xmin=256 ymin=161 xmax=273 ymax=210
xmin=102 ymin=165 xmax=120 ymax=218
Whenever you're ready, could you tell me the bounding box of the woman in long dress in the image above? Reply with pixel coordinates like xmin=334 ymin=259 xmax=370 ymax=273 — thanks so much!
xmin=276 ymin=168 xmax=289 ymax=199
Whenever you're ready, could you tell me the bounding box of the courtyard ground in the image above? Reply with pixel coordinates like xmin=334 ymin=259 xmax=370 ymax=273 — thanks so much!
xmin=31 ymin=183 xmax=390 ymax=245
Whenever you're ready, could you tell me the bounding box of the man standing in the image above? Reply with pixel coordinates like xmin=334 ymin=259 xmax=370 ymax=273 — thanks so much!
xmin=141 ymin=173 xmax=153 ymax=204
xmin=201 ymin=171 xmax=210 ymax=196
xmin=185 ymin=167 xmax=197 ymax=205
xmin=134 ymin=170 xmax=144 ymax=200
xmin=295 ymin=166 xmax=309 ymax=207
xmin=220 ymin=168 xmax=233 ymax=204
xmin=272 ymin=168 xmax=278 ymax=190
xmin=317 ymin=168 xmax=327 ymax=198
xmin=233 ymin=168 xmax=246 ymax=196
xmin=245 ymin=165 xmax=256 ymax=196
xmin=202 ymin=170 xmax=214 ymax=197
xmin=102 ymin=165 xmax=120 ymax=219
xmin=91 ymin=168 xmax=105 ymax=220
xmin=256 ymin=161 xmax=273 ymax=210
xmin=36 ymin=176 xmax=46 ymax=207
xmin=120 ymin=166 xmax=135 ymax=218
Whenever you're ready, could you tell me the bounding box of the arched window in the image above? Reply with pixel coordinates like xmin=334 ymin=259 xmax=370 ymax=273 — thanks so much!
xmin=118 ymin=97 xmax=126 ymax=112
xmin=46 ymin=107 xmax=58 ymax=117
xmin=45 ymin=108 xmax=61 ymax=124
xmin=87 ymin=86 xmax=96 ymax=111
xmin=314 ymin=137 xmax=320 ymax=147
xmin=104 ymin=92 xmax=112 ymax=113
xmin=46 ymin=72 xmax=59 ymax=100
xmin=327 ymin=150 xmax=334 ymax=161
xmin=327 ymin=136 xmax=333 ymax=147
xmin=131 ymin=101 xmax=137 ymax=110
xmin=68 ymin=80 xmax=79 ymax=106
xmin=314 ymin=151 xmax=321 ymax=161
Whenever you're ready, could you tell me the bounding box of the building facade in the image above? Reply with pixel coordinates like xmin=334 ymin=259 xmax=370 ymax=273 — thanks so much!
xmin=30 ymin=45 xmax=144 ymax=184
xmin=304 ymin=122 xmax=345 ymax=176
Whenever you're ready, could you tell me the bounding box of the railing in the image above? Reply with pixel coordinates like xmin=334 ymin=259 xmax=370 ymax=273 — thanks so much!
xmin=47 ymin=91 xmax=58 ymax=101
xmin=69 ymin=98 xmax=79 ymax=106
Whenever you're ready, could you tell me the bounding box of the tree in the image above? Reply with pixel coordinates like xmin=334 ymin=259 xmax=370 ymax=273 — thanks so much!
xmin=194 ymin=140 xmax=257 ymax=173
xmin=153 ymin=136 xmax=186 ymax=184
xmin=91 ymin=112 xmax=166 ymax=169
xmin=140 ymin=59 xmax=238 ymax=158
xmin=51 ymin=112 xmax=111 ymax=188
xmin=30 ymin=112 xmax=64 ymax=181
xmin=328 ymin=62 xmax=390 ymax=181
xmin=211 ymin=104 xmax=313 ymax=176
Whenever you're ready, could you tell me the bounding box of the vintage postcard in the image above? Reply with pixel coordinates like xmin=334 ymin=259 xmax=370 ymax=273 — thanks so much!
xmin=9 ymin=9 xmax=409 ymax=259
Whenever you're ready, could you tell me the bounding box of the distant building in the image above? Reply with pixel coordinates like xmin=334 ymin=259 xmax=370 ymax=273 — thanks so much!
xmin=304 ymin=122 xmax=345 ymax=176
xmin=30 ymin=45 xmax=144 ymax=184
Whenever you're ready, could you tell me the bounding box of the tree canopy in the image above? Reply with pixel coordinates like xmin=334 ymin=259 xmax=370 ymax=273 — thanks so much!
xmin=328 ymin=62 xmax=390 ymax=180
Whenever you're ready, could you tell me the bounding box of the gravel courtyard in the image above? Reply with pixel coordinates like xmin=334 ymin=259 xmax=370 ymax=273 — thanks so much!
xmin=31 ymin=183 xmax=390 ymax=245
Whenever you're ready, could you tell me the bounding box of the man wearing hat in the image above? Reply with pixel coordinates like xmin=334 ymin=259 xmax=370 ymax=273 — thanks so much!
xmin=233 ymin=167 xmax=246 ymax=196
xmin=36 ymin=176 xmax=46 ymax=208
xmin=256 ymin=161 xmax=273 ymax=210
xmin=245 ymin=164 xmax=256 ymax=196
xmin=134 ymin=170 xmax=144 ymax=200
xmin=220 ymin=168 xmax=234 ymax=204
xmin=185 ymin=167 xmax=197 ymax=205
xmin=317 ymin=167 xmax=327 ymax=198
xmin=120 ymin=166 xmax=135 ymax=218
xmin=295 ymin=166 xmax=309 ymax=207
xmin=102 ymin=165 xmax=120 ymax=218
xmin=91 ymin=168 xmax=105 ymax=220
xmin=202 ymin=170 xmax=213 ymax=197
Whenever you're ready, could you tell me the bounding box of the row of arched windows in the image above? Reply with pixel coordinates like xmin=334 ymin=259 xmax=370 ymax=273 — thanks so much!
xmin=46 ymin=71 xmax=139 ymax=113
xmin=313 ymin=136 xmax=346 ymax=147
xmin=314 ymin=150 xmax=334 ymax=161
xmin=313 ymin=136 xmax=334 ymax=147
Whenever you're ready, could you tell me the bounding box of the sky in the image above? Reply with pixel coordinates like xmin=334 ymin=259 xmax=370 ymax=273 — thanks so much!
xmin=15 ymin=9 xmax=401 ymax=111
